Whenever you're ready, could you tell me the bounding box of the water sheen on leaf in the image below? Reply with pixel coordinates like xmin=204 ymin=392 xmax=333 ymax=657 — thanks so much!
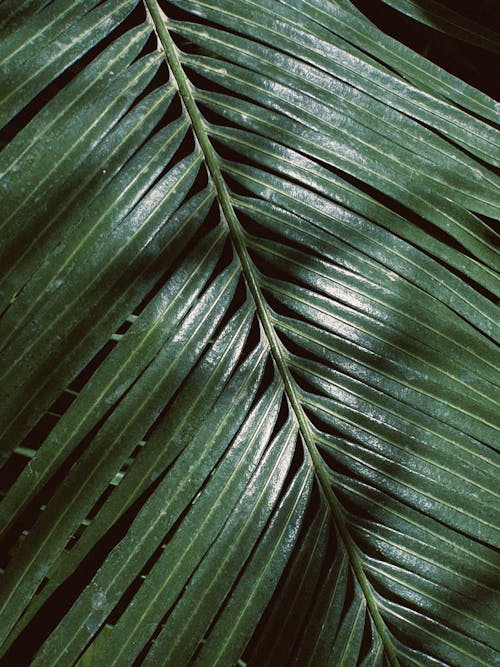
xmin=0 ymin=1 xmax=498 ymax=666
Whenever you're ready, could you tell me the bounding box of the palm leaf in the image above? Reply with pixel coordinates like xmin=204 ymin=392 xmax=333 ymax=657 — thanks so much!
xmin=0 ymin=1 xmax=498 ymax=665
xmin=377 ymin=0 xmax=500 ymax=54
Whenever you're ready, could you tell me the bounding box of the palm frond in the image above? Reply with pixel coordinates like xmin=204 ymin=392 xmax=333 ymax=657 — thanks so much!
xmin=0 ymin=1 xmax=498 ymax=665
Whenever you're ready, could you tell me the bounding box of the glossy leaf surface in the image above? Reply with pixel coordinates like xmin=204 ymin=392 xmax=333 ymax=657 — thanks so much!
xmin=0 ymin=1 xmax=498 ymax=665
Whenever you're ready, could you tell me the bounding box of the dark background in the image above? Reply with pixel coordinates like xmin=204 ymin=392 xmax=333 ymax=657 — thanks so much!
xmin=353 ymin=0 xmax=499 ymax=98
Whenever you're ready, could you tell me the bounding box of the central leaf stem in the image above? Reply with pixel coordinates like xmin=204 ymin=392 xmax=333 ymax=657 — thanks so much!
xmin=144 ymin=2 xmax=400 ymax=664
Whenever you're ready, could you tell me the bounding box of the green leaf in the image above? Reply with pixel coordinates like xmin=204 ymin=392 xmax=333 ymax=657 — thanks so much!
xmin=378 ymin=0 xmax=500 ymax=54
xmin=0 ymin=1 xmax=498 ymax=666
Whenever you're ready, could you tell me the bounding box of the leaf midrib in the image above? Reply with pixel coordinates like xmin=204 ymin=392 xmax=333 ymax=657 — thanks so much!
xmin=143 ymin=2 xmax=400 ymax=665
